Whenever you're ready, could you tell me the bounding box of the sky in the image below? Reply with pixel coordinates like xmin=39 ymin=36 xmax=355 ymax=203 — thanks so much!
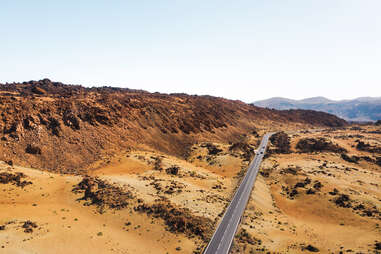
xmin=1 ymin=0 xmax=380 ymax=102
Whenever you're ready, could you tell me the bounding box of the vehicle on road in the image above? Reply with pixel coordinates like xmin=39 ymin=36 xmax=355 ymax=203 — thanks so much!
xmin=203 ymin=133 xmax=273 ymax=254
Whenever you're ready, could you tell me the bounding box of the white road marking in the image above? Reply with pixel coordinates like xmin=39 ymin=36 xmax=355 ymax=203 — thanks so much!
xmin=204 ymin=135 xmax=273 ymax=254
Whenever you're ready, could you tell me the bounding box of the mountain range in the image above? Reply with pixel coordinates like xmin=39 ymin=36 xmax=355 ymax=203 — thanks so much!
xmin=253 ymin=96 xmax=381 ymax=122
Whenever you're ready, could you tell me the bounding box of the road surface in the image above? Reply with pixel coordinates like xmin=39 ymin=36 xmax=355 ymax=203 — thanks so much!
xmin=203 ymin=133 xmax=273 ymax=254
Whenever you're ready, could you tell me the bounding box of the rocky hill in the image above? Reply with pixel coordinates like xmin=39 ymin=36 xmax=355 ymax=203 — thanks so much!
xmin=0 ymin=79 xmax=346 ymax=172
xmin=253 ymin=96 xmax=381 ymax=122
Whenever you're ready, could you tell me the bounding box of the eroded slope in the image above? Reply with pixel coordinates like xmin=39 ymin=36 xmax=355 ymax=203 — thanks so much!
xmin=0 ymin=79 xmax=346 ymax=173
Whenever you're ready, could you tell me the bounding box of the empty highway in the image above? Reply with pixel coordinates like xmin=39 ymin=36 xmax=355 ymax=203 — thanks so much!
xmin=203 ymin=133 xmax=273 ymax=254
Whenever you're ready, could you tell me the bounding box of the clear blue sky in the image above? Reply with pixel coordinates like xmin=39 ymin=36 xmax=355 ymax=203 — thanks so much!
xmin=1 ymin=0 xmax=380 ymax=102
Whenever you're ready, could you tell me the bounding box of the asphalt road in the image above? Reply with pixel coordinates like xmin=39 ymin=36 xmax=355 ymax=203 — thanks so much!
xmin=203 ymin=133 xmax=273 ymax=254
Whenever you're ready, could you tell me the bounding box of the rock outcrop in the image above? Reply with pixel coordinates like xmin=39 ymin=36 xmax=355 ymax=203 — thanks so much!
xmin=269 ymin=131 xmax=291 ymax=154
xmin=0 ymin=79 xmax=347 ymax=173
xmin=296 ymin=138 xmax=346 ymax=153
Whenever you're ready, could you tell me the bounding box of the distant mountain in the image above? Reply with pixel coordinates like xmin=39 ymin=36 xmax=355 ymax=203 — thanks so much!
xmin=253 ymin=97 xmax=381 ymax=122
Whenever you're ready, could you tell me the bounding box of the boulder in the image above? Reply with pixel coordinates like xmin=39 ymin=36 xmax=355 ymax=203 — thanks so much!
xmin=25 ymin=144 xmax=41 ymax=155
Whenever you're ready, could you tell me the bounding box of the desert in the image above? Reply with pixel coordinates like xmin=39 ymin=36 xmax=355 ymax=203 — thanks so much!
xmin=0 ymin=80 xmax=379 ymax=253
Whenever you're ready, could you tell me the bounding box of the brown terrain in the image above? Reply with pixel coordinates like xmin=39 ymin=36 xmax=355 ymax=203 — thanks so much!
xmin=0 ymin=79 xmax=345 ymax=173
xmin=232 ymin=126 xmax=381 ymax=253
xmin=2 ymin=79 xmax=379 ymax=254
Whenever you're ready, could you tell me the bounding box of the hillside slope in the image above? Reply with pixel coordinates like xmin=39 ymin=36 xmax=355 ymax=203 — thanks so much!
xmin=0 ymin=79 xmax=346 ymax=172
xmin=253 ymin=96 xmax=381 ymax=122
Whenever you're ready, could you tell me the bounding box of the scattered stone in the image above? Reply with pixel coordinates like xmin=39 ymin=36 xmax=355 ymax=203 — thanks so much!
xmin=229 ymin=142 xmax=255 ymax=161
xmin=22 ymin=221 xmax=37 ymax=233
xmin=281 ymin=166 xmax=300 ymax=175
xmin=356 ymin=141 xmax=381 ymax=154
xmin=376 ymin=157 xmax=381 ymax=167
xmin=3 ymin=122 xmax=18 ymax=134
xmin=201 ymin=143 xmax=223 ymax=155
xmin=135 ymin=201 xmax=213 ymax=241
xmin=72 ymin=177 xmax=134 ymax=213
xmin=334 ymin=194 xmax=352 ymax=208
xmin=236 ymin=228 xmax=262 ymax=246
xmin=313 ymin=181 xmax=323 ymax=190
xmin=23 ymin=117 xmax=36 ymax=130
xmin=153 ymin=157 xmax=162 ymax=171
xmin=304 ymin=244 xmax=319 ymax=252
xmin=360 ymin=156 xmax=374 ymax=163
xmin=31 ymin=86 xmax=46 ymax=95
xmin=25 ymin=144 xmax=41 ymax=155
xmin=296 ymin=138 xmax=346 ymax=153
xmin=341 ymin=154 xmax=360 ymax=164
xmin=0 ymin=172 xmax=32 ymax=188
xmin=294 ymin=178 xmax=311 ymax=189
xmin=329 ymin=188 xmax=339 ymax=196
xmin=289 ymin=189 xmax=298 ymax=198
xmin=48 ymin=117 xmax=61 ymax=136
xmin=166 ymin=166 xmax=179 ymax=175
xmin=269 ymin=131 xmax=291 ymax=154
xmin=295 ymin=182 xmax=306 ymax=188
xmin=63 ymin=112 xmax=80 ymax=130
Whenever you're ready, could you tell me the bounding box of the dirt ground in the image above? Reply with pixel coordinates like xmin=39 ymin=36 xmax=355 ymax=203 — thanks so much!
xmin=0 ymin=136 xmax=260 ymax=254
xmin=0 ymin=163 xmax=202 ymax=254
xmin=232 ymin=125 xmax=381 ymax=253
xmin=1 ymin=125 xmax=380 ymax=254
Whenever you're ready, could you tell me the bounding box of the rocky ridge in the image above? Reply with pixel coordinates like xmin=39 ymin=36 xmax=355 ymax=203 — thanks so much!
xmin=0 ymin=79 xmax=347 ymax=173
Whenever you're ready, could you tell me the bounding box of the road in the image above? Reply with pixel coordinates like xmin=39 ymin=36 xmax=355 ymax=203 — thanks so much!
xmin=203 ymin=133 xmax=273 ymax=254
